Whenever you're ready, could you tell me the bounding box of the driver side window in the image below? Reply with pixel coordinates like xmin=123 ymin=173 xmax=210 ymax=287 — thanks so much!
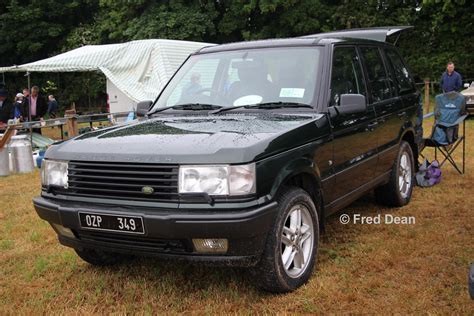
xmin=330 ymin=47 xmax=366 ymax=106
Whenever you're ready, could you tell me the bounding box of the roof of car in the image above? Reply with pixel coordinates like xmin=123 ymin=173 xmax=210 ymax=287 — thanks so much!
xmin=196 ymin=27 xmax=412 ymax=54
xmin=197 ymin=36 xmax=391 ymax=54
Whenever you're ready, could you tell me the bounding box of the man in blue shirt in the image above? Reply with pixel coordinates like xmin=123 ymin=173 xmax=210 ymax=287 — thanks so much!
xmin=47 ymin=94 xmax=59 ymax=118
xmin=440 ymin=62 xmax=462 ymax=92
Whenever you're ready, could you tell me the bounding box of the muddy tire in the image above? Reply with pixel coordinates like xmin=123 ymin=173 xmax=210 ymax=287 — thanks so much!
xmin=251 ymin=186 xmax=319 ymax=293
xmin=375 ymin=140 xmax=415 ymax=207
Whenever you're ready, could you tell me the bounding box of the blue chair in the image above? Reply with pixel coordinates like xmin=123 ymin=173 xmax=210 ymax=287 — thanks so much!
xmin=420 ymin=92 xmax=467 ymax=174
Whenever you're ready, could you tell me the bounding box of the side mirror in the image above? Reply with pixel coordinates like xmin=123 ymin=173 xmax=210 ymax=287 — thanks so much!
xmin=136 ymin=100 xmax=153 ymax=117
xmin=335 ymin=94 xmax=366 ymax=116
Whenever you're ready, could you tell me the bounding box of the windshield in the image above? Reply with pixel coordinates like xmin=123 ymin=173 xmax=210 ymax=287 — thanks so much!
xmin=152 ymin=46 xmax=322 ymax=110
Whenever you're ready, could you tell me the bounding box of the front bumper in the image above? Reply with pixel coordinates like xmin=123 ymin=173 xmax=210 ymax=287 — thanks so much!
xmin=33 ymin=196 xmax=278 ymax=267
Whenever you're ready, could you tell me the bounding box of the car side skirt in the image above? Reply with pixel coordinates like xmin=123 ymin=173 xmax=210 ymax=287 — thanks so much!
xmin=323 ymin=170 xmax=391 ymax=216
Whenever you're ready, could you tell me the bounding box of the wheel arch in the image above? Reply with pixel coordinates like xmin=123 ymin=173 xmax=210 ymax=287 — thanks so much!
xmin=269 ymin=157 xmax=325 ymax=227
xmin=400 ymin=128 xmax=418 ymax=163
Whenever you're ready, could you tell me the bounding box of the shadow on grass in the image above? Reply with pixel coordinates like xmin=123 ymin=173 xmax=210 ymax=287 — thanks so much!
xmin=82 ymin=254 xmax=274 ymax=298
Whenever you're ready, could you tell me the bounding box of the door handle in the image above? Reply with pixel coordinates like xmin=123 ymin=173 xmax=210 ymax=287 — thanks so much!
xmin=397 ymin=111 xmax=407 ymax=118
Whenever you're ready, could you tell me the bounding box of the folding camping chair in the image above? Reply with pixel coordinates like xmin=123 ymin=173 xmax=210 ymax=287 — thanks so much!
xmin=420 ymin=91 xmax=467 ymax=174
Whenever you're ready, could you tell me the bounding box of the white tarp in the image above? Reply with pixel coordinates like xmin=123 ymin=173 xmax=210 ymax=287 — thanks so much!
xmin=0 ymin=39 xmax=213 ymax=102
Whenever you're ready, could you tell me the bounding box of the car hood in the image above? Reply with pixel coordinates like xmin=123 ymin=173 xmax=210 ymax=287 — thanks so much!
xmin=461 ymin=86 xmax=474 ymax=96
xmin=46 ymin=113 xmax=326 ymax=164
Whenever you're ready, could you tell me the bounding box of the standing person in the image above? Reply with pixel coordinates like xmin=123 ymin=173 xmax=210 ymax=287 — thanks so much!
xmin=24 ymin=86 xmax=47 ymax=121
xmin=21 ymin=87 xmax=30 ymax=116
xmin=24 ymin=86 xmax=47 ymax=134
xmin=22 ymin=88 xmax=30 ymax=99
xmin=46 ymin=95 xmax=59 ymax=118
xmin=440 ymin=62 xmax=462 ymax=93
xmin=12 ymin=93 xmax=24 ymax=121
xmin=0 ymin=88 xmax=13 ymax=125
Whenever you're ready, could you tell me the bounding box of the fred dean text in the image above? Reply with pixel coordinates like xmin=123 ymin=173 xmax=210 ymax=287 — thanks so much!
xmin=353 ymin=214 xmax=415 ymax=225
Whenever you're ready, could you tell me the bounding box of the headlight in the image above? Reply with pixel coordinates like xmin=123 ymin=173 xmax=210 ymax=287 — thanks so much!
xmin=179 ymin=163 xmax=256 ymax=196
xmin=41 ymin=160 xmax=68 ymax=188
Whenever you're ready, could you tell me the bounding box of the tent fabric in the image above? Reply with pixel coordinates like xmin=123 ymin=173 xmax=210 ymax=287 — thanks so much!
xmin=0 ymin=39 xmax=213 ymax=102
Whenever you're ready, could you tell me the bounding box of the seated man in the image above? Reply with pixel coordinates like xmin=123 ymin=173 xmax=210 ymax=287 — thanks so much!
xmin=227 ymin=60 xmax=275 ymax=104
xmin=178 ymin=73 xmax=203 ymax=104
xmin=183 ymin=73 xmax=202 ymax=96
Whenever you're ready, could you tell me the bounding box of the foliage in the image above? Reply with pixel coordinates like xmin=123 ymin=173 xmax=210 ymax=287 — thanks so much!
xmin=0 ymin=0 xmax=473 ymax=109
xmin=0 ymin=0 xmax=98 ymax=65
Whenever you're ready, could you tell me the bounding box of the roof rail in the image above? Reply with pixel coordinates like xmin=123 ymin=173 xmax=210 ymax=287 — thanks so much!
xmin=302 ymin=26 xmax=413 ymax=44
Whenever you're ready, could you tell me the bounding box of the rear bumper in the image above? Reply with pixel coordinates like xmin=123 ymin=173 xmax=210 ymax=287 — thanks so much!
xmin=33 ymin=196 xmax=278 ymax=267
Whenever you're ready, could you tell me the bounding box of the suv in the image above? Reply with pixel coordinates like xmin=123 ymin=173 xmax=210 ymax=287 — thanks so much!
xmin=34 ymin=27 xmax=423 ymax=293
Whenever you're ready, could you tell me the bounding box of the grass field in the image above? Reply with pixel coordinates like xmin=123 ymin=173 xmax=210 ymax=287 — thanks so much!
xmin=0 ymin=119 xmax=473 ymax=314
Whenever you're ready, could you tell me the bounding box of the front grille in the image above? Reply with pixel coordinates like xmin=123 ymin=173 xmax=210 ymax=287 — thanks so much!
xmin=75 ymin=230 xmax=190 ymax=253
xmin=62 ymin=161 xmax=179 ymax=202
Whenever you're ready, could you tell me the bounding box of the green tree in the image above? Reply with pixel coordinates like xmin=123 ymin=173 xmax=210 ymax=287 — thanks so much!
xmin=1 ymin=0 xmax=473 ymax=110
xmin=0 ymin=0 xmax=98 ymax=65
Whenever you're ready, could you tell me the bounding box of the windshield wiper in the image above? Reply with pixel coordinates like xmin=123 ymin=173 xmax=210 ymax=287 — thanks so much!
xmin=148 ymin=103 xmax=223 ymax=115
xmin=210 ymin=101 xmax=313 ymax=114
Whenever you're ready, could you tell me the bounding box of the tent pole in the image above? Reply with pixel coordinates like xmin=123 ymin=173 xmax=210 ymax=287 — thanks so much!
xmin=26 ymin=72 xmax=33 ymax=146
xmin=27 ymin=72 xmax=31 ymax=122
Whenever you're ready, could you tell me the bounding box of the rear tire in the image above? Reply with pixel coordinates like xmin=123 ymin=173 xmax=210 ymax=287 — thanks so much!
xmin=75 ymin=248 xmax=131 ymax=266
xmin=251 ymin=186 xmax=319 ymax=293
xmin=375 ymin=140 xmax=415 ymax=207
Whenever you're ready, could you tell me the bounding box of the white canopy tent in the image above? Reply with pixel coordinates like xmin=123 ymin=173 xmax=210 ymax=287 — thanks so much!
xmin=0 ymin=39 xmax=213 ymax=112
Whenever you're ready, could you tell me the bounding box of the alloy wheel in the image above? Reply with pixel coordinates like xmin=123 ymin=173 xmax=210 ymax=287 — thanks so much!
xmin=281 ymin=204 xmax=314 ymax=278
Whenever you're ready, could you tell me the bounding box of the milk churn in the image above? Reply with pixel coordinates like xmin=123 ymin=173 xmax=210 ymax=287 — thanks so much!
xmin=0 ymin=144 xmax=9 ymax=176
xmin=10 ymin=135 xmax=34 ymax=173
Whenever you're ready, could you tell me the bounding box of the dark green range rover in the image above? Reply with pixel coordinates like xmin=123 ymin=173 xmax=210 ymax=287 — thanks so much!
xmin=34 ymin=27 xmax=423 ymax=292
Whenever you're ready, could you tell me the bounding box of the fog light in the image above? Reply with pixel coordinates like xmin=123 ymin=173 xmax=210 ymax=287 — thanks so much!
xmin=50 ymin=223 xmax=75 ymax=239
xmin=192 ymin=238 xmax=228 ymax=253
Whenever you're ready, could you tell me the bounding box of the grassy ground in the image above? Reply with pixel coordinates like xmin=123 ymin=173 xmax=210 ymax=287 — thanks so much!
xmin=0 ymin=119 xmax=473 ymax=314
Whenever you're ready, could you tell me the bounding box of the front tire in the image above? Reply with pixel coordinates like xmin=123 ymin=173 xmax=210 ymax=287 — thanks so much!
xmin=75 ymin=248 xmax=131 ymax=266
xmin=375 ymin=140 xmax=415 ymax=207
xmin=252 ymin=187 xmax=320 ymax=293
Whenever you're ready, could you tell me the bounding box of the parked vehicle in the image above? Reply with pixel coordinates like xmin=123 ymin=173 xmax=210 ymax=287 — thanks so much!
xmin=461 ymin=82 xmax=474 ymax=115
xmin=34 ymin=27 xmax=423 ymax=293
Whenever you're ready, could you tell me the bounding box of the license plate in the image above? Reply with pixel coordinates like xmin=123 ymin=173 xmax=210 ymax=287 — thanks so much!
xmin=78 ymin=212 xmax=145 ymax=234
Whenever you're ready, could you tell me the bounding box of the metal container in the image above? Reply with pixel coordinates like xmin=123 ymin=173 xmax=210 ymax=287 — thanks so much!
xmin=0 ymin=146 xmax=9 ymax=176
xmin=10 ymin=135 xmax=34 ymax=173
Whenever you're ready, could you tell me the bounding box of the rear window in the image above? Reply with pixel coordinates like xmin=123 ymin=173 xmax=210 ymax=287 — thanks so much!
xmin=360 ymin=47 xmax=394 ymax=102
xmin=385 ymin=49 xmax=415 ymax=94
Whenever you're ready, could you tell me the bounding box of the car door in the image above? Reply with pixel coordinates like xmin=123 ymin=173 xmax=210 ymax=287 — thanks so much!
xmin=384 ymin=48 xmax=422 ymax=145
xmin=359 ymin=46 xmax=401 ymax=176
xmin=328 ymin=46 xmax=379 ymax=199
